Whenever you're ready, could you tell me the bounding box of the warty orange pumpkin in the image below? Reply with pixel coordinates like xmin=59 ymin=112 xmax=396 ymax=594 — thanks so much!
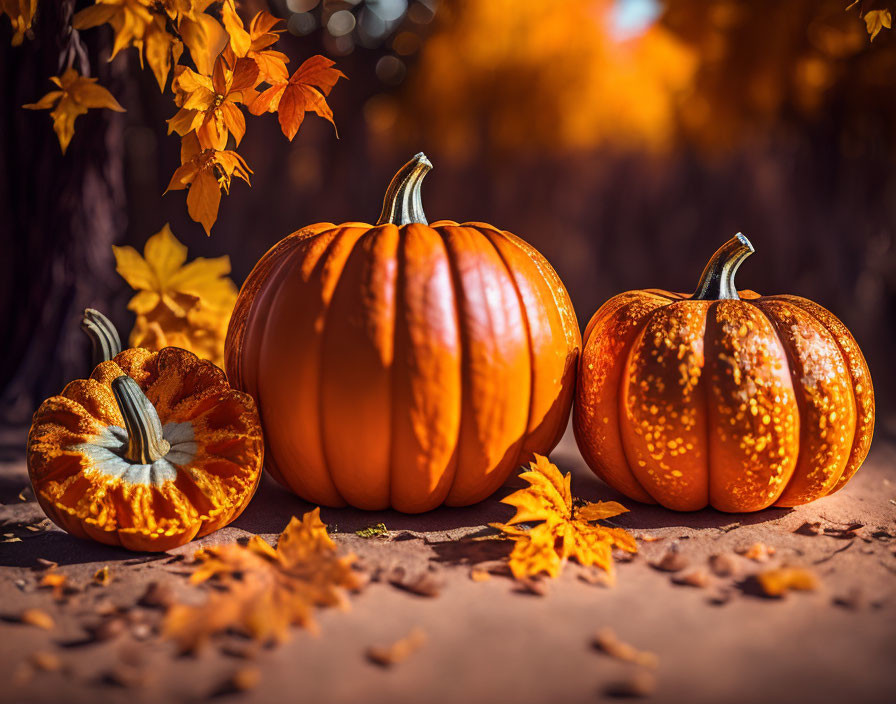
xmin=27 ymin=310 xmax=264 ymax=551
xmin=574 ymin=234 xmax=874 ymax=512
xmin=225 ymin=153 xmax=581 ymax=512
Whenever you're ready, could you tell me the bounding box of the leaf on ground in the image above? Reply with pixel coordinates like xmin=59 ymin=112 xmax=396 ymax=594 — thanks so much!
xmin=93 ymin=566 xmax=112 ymax=586
xmin=738 ymin=542 xmax=776 ymax=562
xmin=356 ymin=523 xmax=389 ymax=538
xmin=163 ymin=508 xmax=363 ymax=652
xmin=38 ymin=572 xmax=68 ymax=600
xmin=19 ymin=608 xmax=54 ymax=630
xmin=489 ymin=455 xmax=637 ymax=580
xmin=366 ymin=628 xmax=426 ymax=667
xmin=755 ymin=567 xmax=819 ymax=597
xmin=593 ymin=627 xmax=658 ymax=668
xmin=22 ymin=68 xmax=125 ymax=153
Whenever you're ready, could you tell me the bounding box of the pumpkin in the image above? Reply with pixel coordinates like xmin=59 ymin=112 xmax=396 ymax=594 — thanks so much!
xmin=225 ymin=153 xmax=581 ymax=512
xmin=27 ymin=310 xmax=264 ymax=551
xmin=574 ymin=234 xmax=874 ymax=512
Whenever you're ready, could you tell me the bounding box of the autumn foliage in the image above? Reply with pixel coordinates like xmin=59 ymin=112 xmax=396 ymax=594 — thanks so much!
xmin=490 ymin=456 xmax=637 ymax=579
xmin=164 ymin=508 xmax=362 ymax=652
xmin=16 ymin=1 xmax=344 ymax=234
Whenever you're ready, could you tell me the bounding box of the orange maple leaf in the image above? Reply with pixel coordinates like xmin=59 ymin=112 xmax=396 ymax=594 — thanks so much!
xmin=168 ymin=55 xmax=259 ymax=150
xmin=22 ymin=67 xmax=125 ymax=153
xmin=244 ymin=10 xmax=289 ymax=84
xmin=1 ymin=0 xmax=38 ymax=45
xmin=248 ymin=54 xmax=345 ymax=139
xmin=165 ymin=132 xmax=251 ymax=235
xmin=163 ymin=508 xmax=363 ymax=652
xmin=490 ymin=455 xmax=637 ymax=579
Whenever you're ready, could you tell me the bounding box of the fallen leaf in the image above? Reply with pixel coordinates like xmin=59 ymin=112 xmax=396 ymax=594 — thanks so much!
xmin=755 ymin=567 xmax=819 ymax=597
xmin=226 ymin=666 xmax=261 ymax=693
xmin=163 ymin=508 xmax=362 ymax=652
xmin=94 ymin=566 xmax=111 ymax=586
xmin=470 ymin=567 xmax=491 ymax=582
xmin=29 ymin=651 xmax=61 ymax=672
xmin=22 ymin=68 xmax=125 ymax=153
xmin=366 ymin=627 xmax=426 ymax=667
xmin=593 ymin=627 xmax=658 ymax=668
xmin=489 ymin=455 xmax=637 ymax=580
xmin=638 ymin=534 xmax=663 ymax=542
xmin=19 ymin=608 xmax=54 ymax=630
xmin=39 ymin=572 xmax=68 ymax=600
xmin=356 ymin=523 xmax=389 ymax=539
xmin=738 ymin=542 xmax=776 ymax=562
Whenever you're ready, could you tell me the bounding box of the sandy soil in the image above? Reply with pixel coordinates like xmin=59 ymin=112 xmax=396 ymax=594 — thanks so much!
xmin=1 ymin=424 xmax=895 ymax=704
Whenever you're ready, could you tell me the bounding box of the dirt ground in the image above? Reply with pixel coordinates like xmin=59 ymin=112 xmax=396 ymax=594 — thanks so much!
xmin=1 ymin=422 xmax=895 ymax=704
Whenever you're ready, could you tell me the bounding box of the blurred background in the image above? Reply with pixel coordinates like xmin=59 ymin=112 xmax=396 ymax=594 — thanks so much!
xmin=1 ymin=0 xmax=894 ymax=437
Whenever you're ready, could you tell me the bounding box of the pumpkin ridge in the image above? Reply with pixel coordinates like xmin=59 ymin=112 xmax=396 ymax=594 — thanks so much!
xmin=763 ymin=295 xmax=873 ymax=496
xmin=387 ymin=225 xmax=405 ymax=508
xmin=318 ymin=225 xmax=394 ymax=507
xmin=750 ymin=299 xmax=847 ymax=505
xmin=617 ymin=301 xmax=667 ymax=505
xmin=477 ymin=227 xmax=536 ymax=469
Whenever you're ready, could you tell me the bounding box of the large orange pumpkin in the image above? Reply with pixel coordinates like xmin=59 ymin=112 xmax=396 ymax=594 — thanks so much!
xmin=27 ymin=310 xmax=264 ymax=551
xmin=225 ymin=153 xmax=581 ymax=512
xmin=574 ymin=235 xmax=874 ymax=512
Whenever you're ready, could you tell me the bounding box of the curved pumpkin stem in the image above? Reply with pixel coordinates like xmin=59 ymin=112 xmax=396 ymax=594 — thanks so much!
xmin=376 ymin=152 xmax=433 ymax=226
xmin=111 ymin=375 xmax=170 ymax=464
xmin=690 ymin=233 xmax=755 ymax=301
xmin=81 ymin=309 xmax=122 ymax=368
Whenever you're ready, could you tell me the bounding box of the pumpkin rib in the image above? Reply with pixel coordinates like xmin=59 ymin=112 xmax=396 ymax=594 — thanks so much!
xmin=440 ymin=224 xmax=532 ymax=506
xmin=704 ymin=301 xmax=800 ymax=512
xmin=488 ymin=226 xmax=582 ymax=452
xmin=320 ymin=225 xmax=399 ymax=509
xmin=621 ymin=299 xmax=713 ymax=511
xmin=388 ymin=224 xmax=463 ymax=512
xmin=750 ymin=299 xmax=855 ymax=506
xmin=476 ymin=226 xmax=537 ymax=468
xmin=763 ymin=295 xmax=874 ymax=496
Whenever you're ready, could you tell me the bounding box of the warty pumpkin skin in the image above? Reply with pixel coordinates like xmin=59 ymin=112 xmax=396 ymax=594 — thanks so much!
xmin=574 ymin=235 xmax=874 ymax=512
xmin=225 ymin=153 xmax=581 ymax=513
xmin=27 ymin=311 xmax=264 ymax=551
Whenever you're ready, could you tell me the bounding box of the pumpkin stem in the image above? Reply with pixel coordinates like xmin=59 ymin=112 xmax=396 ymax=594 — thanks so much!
xmin=376 ymin=152 xmax=432 ymax=226
xmin=111 ymin=375 xmax=170 ymax=464
xmin=690 ymin=233 xmax=755 ymax=301
xmin=81 ymin=309 xmax=122 ymax=368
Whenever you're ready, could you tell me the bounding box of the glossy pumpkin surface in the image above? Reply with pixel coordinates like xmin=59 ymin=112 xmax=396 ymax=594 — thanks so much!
xmin=574 ymin=235 xmax=874 ymax=512
xmin=226 ymin=154 xmax=581 ymax=512
xmin=28 ymin=331 xmax=264 ymax=551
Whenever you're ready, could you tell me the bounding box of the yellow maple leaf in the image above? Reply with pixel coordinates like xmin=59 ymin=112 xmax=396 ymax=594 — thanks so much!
xmin=168 ymin=55 xmax=259 ymax=150
xmin=163 ymin=508 xmax=363 ymax=652
xmin=244 ymin=10 xmax=289 ymax=84
xmin=112 ymin=223 xmax=237 ymax=366
xmin=490 ymin=455 xmax=636 ymax=579
xmin=165 ymin=132 xmax=252 ymax=235
xmin=22 ymin=67 xmax=125 ymax=153
xmin=73 ymin=0 xmax=155 ymax=61
xmin=1 ymin=0 xmax=37 ymax=45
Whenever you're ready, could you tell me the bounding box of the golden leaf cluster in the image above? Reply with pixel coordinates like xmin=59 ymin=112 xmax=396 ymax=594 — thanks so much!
xmin=163 ymin=508 xmax=363 ymax=652
xmin=22 ymin=68 xmax=125 ymax=153
xmin=1 ymin=0 xmax=36 ymax=45
xmin=19 ymin=1 xmax=344 ymax=234
xmin=112 ymin=224 xmax=237 ymax=368
xmin=490 ymin=455 xmax=637 ymax=580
